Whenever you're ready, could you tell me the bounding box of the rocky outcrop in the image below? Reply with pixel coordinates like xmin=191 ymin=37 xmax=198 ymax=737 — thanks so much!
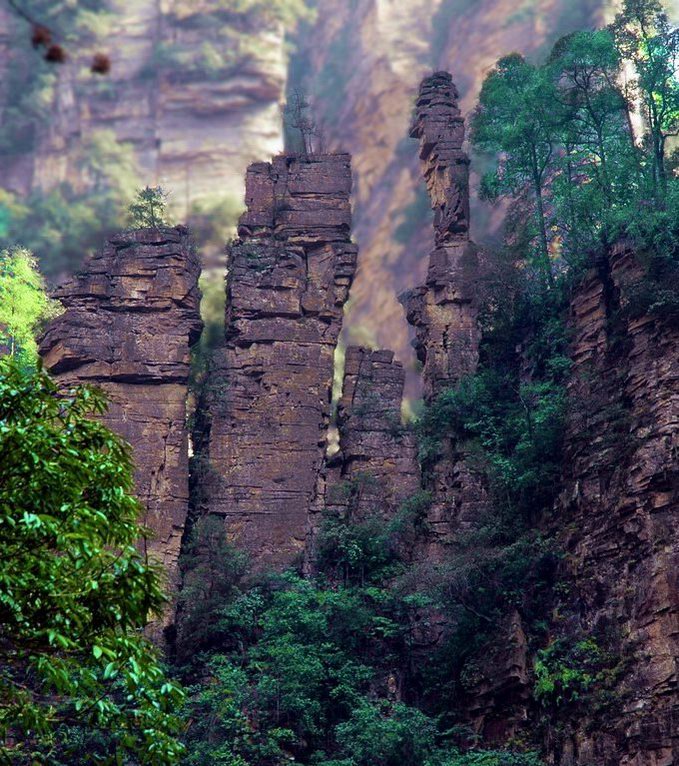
xmin=198 ymin=154 xmax=357 ymax=566
xmin=402 ymin=72 xmax=480 ymax=400
xmin=549 ymin=242 xmax=679 ymax=765
xmin=39 ymin=227 xmax=202 ymax=590
xmin=401 ymin=72 xmax=485 ymax=545
xmin=311 ymin=347 xmax=420 ymax=540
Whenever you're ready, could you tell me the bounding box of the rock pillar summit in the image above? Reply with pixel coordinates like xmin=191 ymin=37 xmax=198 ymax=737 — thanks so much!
xmin=39 ymin=228 xmax=203 ymax=589
xmin=199 ymin=154 xmax=358 ymax=566
xmin=401 ymin=71 xmax=485 ymax=543
xmin=401 ymin=71 xmax=481 ymax=401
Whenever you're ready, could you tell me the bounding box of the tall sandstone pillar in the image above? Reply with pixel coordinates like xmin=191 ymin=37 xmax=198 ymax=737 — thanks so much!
xmin=200 ymin=154 xmax=357 ymax=566
xmin=402 ymin=71 xmax=481 ymax=399
xmin=39 ymin=228 xmax=203 ymax=590
xmin=401 ymin=72 xmax=485 ymax=543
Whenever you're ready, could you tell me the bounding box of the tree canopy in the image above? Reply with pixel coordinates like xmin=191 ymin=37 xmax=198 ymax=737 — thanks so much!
xmin=0 ymin=360 xmax=185 ymax=764
xmin=0 ymin=247 xmax=59 ymax=364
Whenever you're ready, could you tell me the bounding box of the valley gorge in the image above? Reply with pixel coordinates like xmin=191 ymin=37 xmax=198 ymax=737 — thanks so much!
xmin=36 ymin=63 xmax=679 ymax=766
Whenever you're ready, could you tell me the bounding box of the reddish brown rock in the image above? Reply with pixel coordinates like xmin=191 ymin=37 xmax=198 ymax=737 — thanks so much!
xmin=401 ymin=72 xmax=486 ymax=547
xmin=551 ymin=242 xmax=679 ymax=765
xmin=39 ymin=227 xmax=202 ymax=592
xmin=199 ymin=154 xmax=357 ymax=566
xmin=401 ymin=72 xmax=481 ymax=400
xmin=311 ymin=347 xmax=420 ymax=542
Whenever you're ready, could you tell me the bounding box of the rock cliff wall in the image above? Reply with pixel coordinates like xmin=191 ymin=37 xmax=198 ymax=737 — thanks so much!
xmin=198 ymin=154 xmax=357 ymax=566
xmin=1 ymin=1 xmax=609 ymax=350
xmin=0 ymin=1 xmax=285 ymax=223
xmin=550 ymin=243 xmax=679 ymax=765
xmin=39 ymin=227 xmax=202 ymax=589
xmin=294 ymin=0 xmax=611 ymax=379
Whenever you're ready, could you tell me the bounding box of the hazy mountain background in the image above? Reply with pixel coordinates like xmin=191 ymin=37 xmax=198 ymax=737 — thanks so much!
xmin=5 ymin=0 xmax=676 ymax=373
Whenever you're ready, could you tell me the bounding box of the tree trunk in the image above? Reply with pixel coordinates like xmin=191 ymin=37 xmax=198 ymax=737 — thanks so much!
xmin=532 ymin=165 xmax=553 ymax=288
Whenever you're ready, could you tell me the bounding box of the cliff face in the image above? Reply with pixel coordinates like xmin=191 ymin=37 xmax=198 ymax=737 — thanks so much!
xmin=551 ymin=244 xmax=679 ymax=765
xmin=0 ymin=1 xmax=285 ymax=212
xmin=310 ymin=346 xmax=420 ymax=552
xmin=34 ymin=57 xmax=679 ymax=761
xmin=39 ymin=228 xmax=202 ymax=590
xmin=198 ymin=154 xmax=357 ymax=566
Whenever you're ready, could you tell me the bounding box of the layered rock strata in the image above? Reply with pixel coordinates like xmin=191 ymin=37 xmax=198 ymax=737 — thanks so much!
xmin=199 ymin=154 xmax=357 ymax=566
xmin=39 ymin=227 xmax=202 ymax=589
xmin=401 ymin=72 xmax=485 ymax=543
xmin=311 ymin=347 xmax=420 ymax=541
xmin=1 ymin=1 xmax=285 ymax=273
xmin=401 ymin=71 xmax=480 ymax=399
xmin=551 ymin=242 xmax=679 ymax=765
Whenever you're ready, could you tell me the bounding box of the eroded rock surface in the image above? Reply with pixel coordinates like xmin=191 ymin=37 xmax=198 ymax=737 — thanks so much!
xmin=199 ymin=154 xmax=357 ymax=566
xmin=402 ymin=72 xmax=480 ymax=399
xmin=401 ymin=72 xmax=486 ymax=545
xmin=551 ymin=242 xmax=679 ymax=765
xmin=295 ymin=0 xmax=609 ymax=379
xmin=310 ymin=347 xmax=420 ymax=549
xmin=39 ymin=227 xmax=202 ymax=588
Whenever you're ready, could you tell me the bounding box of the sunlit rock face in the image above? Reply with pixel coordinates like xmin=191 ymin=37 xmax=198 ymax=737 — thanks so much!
xmin=198 ymin=154 xmax=357 ymax=567
xmin=39 ymin=227 xmax=202 ymax=596
xmin=294 ymin=0 xmax=610 ymax=385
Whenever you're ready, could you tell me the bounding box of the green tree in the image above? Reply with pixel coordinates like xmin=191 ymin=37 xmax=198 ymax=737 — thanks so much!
xmin=547 ymin=28 xmax=642 ymax=262
xmin=613 ymin=0 xmax=679 ymax=197
xmin=0 ymin=360 xmax=185 ymax=764
xmin=0 ymin=247 xmax=59 ymax=363
xmin=471 ymin=54 xmax=562 ymax=285
xmin=128 ymin=186 xmax=172 ymax=229
xmin=330 ymin=700 xmax=438 ymax=766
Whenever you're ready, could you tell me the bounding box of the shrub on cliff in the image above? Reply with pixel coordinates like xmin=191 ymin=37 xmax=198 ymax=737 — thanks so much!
xmin=0 ymin=360 xmax=185 ymax=764
xmin=128 ymin=185 xmax=172 ymax=229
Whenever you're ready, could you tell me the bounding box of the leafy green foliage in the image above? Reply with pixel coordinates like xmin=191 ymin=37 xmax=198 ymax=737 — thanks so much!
xmin=128 ymin=186 xmax=172 ymax=229
xmin=613 ymin=0 xmax=679 ymax=197
xmin=0 ymin=361 xmax=185 ymax=764
xmin=472 ymin=53 xmax=560 ymax=283
xmin=533 ymin=636 xmax=623 ymax=714
xmin=176 ymin=509 xmax=547 ymax=765
xmin=327 ymin=699 xmax=438 ymax=766
xmin=315 ymin=487 xmax=428 ymax=586
xmin=472 ymin=2 xmax=679 ymax=300
xmin=436 ymin=752 xmax=544 ymax=766
xmin=0 ymin=247 xmax=60 ymax=364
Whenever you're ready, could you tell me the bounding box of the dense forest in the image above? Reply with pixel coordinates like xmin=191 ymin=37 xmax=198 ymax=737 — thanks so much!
xmin=1 ymin=0 xmax=678 ymax=764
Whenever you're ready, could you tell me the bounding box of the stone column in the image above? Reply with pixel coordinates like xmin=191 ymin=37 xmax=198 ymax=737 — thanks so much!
xmin=400 ymin=72 xmax=485 ymax=543
xmin=39 ymin=227 xmax=202 ymax=595
xmin=199 ymin=154 xmax=357 ymax=567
